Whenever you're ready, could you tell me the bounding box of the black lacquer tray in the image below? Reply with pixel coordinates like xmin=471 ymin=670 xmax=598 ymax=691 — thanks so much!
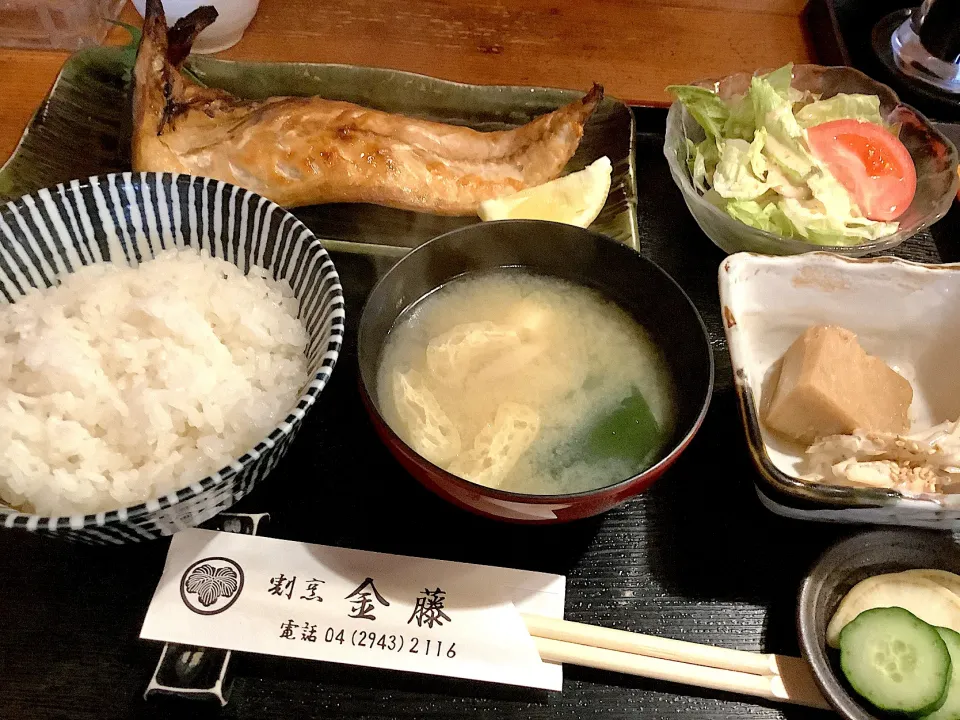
xmin=3 ymin=105 xmax=957 ymax=720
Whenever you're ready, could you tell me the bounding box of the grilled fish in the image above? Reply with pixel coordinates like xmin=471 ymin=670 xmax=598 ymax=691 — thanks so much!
xmin=132 ymin=0 xmax=603 ymax=214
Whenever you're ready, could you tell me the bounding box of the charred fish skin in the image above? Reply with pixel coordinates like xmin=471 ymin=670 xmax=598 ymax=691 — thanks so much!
xmin=133 ymin=0 xmax=602 ymax=215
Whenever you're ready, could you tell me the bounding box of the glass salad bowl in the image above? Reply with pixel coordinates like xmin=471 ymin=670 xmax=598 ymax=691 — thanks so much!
xmin=663 ymin=65 xmax=959 ymax=257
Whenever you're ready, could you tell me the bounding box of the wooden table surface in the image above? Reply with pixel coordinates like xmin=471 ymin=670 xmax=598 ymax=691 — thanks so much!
xmin=0 ymin=0 xmax=812 ymax=164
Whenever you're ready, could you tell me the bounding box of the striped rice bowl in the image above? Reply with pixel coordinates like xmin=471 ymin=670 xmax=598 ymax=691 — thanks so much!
xmin=0 ymin=173 xmax=343 ymax=544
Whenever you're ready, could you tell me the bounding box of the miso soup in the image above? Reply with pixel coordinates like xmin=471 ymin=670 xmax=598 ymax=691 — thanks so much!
xmin=376 ymin=270 xmax=676 ymax=495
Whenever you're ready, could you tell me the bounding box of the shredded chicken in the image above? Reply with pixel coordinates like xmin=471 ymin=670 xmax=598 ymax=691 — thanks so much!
xmin=802 ymin=416 xmax=960 ymax=494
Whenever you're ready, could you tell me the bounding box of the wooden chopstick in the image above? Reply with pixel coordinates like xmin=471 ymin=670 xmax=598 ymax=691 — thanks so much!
xmin=523 ymin=614 xmax=778 ymax=675
xmin=523 ymin=615 xmax=831 ymax=711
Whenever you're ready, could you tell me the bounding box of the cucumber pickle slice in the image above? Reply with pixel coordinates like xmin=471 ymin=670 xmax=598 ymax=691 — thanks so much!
xmin=922 ymin=628 xmax=960 ymax=720
xmin=839 ymin=607 xmax=951 ymax=715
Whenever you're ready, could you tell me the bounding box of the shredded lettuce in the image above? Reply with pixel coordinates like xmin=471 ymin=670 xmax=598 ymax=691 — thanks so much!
xmin=807 ymin=171 xmax=855 ymax=220
xmin=713 ymin=139 xmax=769 ymax=200
xmin=694 ymin=142 xmax=715 ymax=193
xmin=760 ymin=63 xmax=794 ymax=99
xmin=748 ymin=127 xmax=767 ymax=179
xmin=667 ymin=64 xmax=898 ymax=246
xmin=684 ymin=137 xmax=720 ymax=194
xmin=779 ymin=199 xmax=898 ymax=246
xmin=723 ymin=94 xmax=755 ymax=140
xmin=665 ymin=85 xmax=729 ymax=139
xmin=795 ymin=93 xmax=884 ymax=129
xmin=719 ymin=65 xmax=793 ymax=140
xmin=724 ymin=199 xmax=795 ymax=236
xmin=684 ymin=137 xmax=698 ymax=176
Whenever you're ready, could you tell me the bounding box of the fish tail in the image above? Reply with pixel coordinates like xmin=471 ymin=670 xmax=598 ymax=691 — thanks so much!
xmin=538 ymin=83 xmax=603 ymax=134
xmin=134 ymin=0 xmax=220 ymax=148
xmin=166 ymin=5 xmax=219 ymax=67
xmin=582 ymin=83 xmax=604 ymax=114
xmin=142 ymin=0 xmax=218 ymax=67
xmin=141 ymin=0 xmax=168 ymax=52
xmin=566 ymin=83 xmax=603 ymax=126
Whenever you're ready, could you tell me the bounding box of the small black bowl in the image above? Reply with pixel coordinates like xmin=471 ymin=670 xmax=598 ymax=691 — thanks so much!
xmin=798 ymin=529 xmax=960 ymax=720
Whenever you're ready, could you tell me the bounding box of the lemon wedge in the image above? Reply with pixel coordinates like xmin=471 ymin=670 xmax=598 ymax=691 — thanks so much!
xmin=478 ymin=156 xmax=612 ymax=227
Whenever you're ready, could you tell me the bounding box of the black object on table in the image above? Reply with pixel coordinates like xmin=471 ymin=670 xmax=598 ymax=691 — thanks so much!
xmin=803 ymin=0 xmax=960 ymax=121
xmin=0 ymin=108 xmax=956 ymax=720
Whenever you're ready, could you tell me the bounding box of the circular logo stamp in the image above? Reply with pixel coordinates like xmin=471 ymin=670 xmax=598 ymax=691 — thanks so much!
xmin=180 ymin=556 xmax=245 ymax=615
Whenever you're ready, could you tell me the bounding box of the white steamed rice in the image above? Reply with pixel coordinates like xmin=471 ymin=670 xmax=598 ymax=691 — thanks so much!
xmin=0 ymin=249 xmax=308 ymax=516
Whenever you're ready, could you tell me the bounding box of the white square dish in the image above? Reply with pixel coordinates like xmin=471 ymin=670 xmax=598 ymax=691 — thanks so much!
xmin=719 ymin=251 xmax=960 ymax=528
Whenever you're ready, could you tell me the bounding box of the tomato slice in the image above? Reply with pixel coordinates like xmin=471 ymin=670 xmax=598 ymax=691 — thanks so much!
xmin=806 ymin=119 xmax=917 ymax=221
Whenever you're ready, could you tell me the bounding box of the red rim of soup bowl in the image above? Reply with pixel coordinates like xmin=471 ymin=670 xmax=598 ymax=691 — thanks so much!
xmin=357 ymin=220 xmax=715 ymax=524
